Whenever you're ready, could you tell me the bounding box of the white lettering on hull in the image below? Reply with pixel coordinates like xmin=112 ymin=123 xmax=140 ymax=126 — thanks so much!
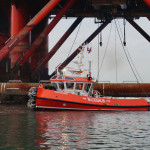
xmin=87 ymin=98 xmax=110 ymax=103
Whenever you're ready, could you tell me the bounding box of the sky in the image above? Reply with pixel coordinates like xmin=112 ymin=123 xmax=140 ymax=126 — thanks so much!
xmin=48 ymin=17 xmax=150 ymax=83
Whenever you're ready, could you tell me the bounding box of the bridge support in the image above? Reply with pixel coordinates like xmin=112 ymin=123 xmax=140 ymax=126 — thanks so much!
xmin=0 ymin=0 xmax=60 ymax=62
xmin=11 ymin=2 xmax=30 ymax=81
xmin=0 ymin=33 xmax=10 ymax=82
xmin=126 ymin=19 xmax=150 ymax=43
xmin=11 ymin=0 xmax=77 ymax=81
xmin=18 ymin=0 xmax=77 ymax=67
xmin=144 ymin=0 xmax=150 ymax=6
xmin=30 ymin=19 xmax=49 ymax=80
xmin=35 ymin=17 xmax=83 ymax=73
xmin=1 ymin=83 xmax=150 ymax=103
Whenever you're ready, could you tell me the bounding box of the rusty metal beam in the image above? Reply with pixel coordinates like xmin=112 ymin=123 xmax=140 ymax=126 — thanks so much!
xmin=1 ymin=83 xmax=150 ymax=101
xmin=0 ymin=82 xmax=39 ymax=96
xmin=0 ymin=0 xmax=61 ymax=61
xmin=126 ymin=19 xmax=150 ymax=43
xmin=36 ymin=17 xmax=83 ymax=71
xmin=144 ymin=0 xmax=150 ymax=7
xmin=57 ymin=21 xmax=111 ymax=71
xmin=12 ymin=0 xmax=76 ymax=72
xmin=94 ymin=83 xmax=150 ymax=97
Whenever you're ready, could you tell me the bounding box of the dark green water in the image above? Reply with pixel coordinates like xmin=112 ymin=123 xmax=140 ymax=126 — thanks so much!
xmin=0 ymin=104 xmax=150 ymax=150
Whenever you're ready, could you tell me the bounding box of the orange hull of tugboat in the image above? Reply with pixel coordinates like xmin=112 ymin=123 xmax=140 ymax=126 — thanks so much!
xmin=35 ymin=87 xmax=150 ymax=111
xmin=28 ymin=74 xmax=150 ymax=111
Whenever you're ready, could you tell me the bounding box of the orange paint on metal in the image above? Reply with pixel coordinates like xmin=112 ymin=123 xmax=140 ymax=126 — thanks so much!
xmin=19 ymin=0 xmax=77 ymax=66
xmin=11 ymin=4 xmax=28 ymax=36
xmin=0 ymin=0 xmax=60 ymax=61
xmin=35 ymin=86 xmax=150 ymax=111
xmin=50 ymin=75 xmax=94 ymax=83
xmin=11 ymin=3 xmax=29 ymax=68
xmin=144 ymin=0 xmax=150 ymax=6
xmin=30 ymin=20 xmax=49 ymax=69
xmin=36 ymin=17 xmax=83 ymax=71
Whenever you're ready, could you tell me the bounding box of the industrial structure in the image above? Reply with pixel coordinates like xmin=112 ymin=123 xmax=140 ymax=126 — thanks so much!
xmin=0 ymin=0 xmax=150 ymax=102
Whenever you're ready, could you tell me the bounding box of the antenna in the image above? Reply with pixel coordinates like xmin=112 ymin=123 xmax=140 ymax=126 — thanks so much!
xmin=123 ymin=18 xmax=126 ymax=46
xmin=88 ymin=61 xmax=91 ymax=73
xmin=88 ymin=61 xmax=92 ymax=79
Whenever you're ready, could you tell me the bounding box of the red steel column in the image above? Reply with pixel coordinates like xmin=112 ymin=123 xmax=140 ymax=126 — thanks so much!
xmin=144 ymin=0 xmax=150 ymax=6
xmin=36 ymin=17 xmax=83 ymax=71
xmin=30 ymin=19 xmax=49 ymax=79
xmin=18 ymin=0 xmax=77 ymax=67
xmin=0 ymin=0 xmax=60 ymax=61
xmin=11 ymin=3 xmax=29 ymax=67
xmin=30 ymin=17 xmax=83 ymax=79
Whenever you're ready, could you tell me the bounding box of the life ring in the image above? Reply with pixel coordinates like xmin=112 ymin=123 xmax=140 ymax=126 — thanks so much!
xmin=93 ymin=90 xmax=99 ymax=97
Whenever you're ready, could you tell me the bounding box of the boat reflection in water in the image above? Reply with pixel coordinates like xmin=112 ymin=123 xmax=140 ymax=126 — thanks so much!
xmin=35 ymin=110 xmax=150 ymax=149
xmin=35 ymin=111 xmax=94 ymax=149
xmin=0 ymin=105 xmax=150 ymax=149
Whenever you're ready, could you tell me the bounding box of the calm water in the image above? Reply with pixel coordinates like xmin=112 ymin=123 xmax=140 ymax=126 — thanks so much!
xmin=0 ymin=105 xmax=150 ymax=150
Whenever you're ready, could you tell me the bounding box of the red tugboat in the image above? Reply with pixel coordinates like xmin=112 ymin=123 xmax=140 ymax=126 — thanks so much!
xmin=28 ymin=73 xmax=150 ymax=111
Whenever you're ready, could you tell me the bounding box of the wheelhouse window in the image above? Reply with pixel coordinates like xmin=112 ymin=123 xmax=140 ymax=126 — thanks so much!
xmin=58 ymin=76 xmax=63 ymax=80
xmin=85 ymin=83 xmax=91 ymax=93
xmin=51 ymin=76 xmax=57 ymax=79
xmin=64 ymin=77 xmax=74 ymax=80
xmin=75 ymin=83 xmax=83 ymax=90
xmin=66 ymin=82 xmax=74 ymax=90
xmin=51 ymin=82 xmax=58 ymax=90
xmin=58 ymin=82 xmax=64 ymax=90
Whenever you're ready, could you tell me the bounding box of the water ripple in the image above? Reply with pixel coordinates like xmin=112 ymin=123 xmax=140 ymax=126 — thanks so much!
xmin=0 ymin=105 xmax=150 ymax=149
